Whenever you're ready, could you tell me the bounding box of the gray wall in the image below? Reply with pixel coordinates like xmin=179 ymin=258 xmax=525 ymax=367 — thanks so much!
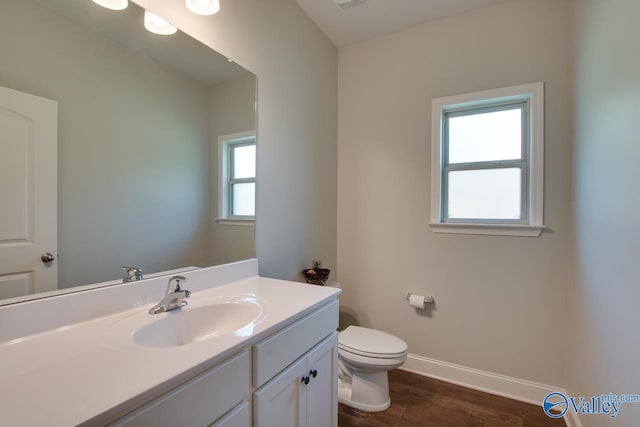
xmin=568 ymin=0 xmax=640 ymax=425
xmin=136 ymin=0 xmax=339 ymax=281
xmin=337 ymin=0 xmax=573 ymax=386
xmin=0 ymin=0 xmax=212 ymax=288
xmin=209 ymin=76 xmax=256 ymax=265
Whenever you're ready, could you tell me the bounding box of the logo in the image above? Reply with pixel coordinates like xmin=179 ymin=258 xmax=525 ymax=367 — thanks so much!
xmin=542 ymin=391 xmax=640 ymax=419
xmin=543 ymin=392 xmax=569 ymax=418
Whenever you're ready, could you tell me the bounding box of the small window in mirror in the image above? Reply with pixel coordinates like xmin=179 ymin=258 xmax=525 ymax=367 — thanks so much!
xmin=218 ymin=131 xmax=256 ymax=223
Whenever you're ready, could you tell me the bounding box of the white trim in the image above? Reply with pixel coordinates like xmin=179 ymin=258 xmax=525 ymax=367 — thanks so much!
xmin=400 ymin=354 xmax=581 ymax=426
xmin=216 ymin=218 xmax=255 ymax=227
xmin=429 ymin=223 xmax=546 ymax=237
xmin=430 ymin=82 xmax=545 ymax=237
xmin=401 ymin=353 xmax=558 ymax=405
xmin=217 ymin=130 xmax=256 ymax=221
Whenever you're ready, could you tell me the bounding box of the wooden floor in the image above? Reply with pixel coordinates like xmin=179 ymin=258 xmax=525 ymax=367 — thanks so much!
xmin=338 ymin=370 xmax=566 ymax=427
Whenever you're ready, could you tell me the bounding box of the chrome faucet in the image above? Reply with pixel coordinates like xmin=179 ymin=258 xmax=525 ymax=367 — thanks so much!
xmin=148 ymin=275 xmax=191 ymax=314
xmin=122 ymin=266 xmax=144 ymax=283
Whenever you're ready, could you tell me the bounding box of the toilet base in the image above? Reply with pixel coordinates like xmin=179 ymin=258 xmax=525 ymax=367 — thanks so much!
xmin=337 ymin=370 xmax=391 ymax=412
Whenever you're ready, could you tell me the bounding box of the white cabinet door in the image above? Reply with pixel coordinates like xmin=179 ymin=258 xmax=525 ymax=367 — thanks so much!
xmin=253 ymin=355 xmax=307 ymax=427
xmin=306 ymin=333 xmax=338 ymax=427
xmin=0 ymin=85 xmax=57 ymax=299
xmin=254 ymin=332 xmax=338 ymax=427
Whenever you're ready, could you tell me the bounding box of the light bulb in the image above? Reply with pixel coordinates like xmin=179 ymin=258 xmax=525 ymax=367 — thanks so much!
xmin=144 ymin=11 xmax=177 ymax=35
xmin=91 ymin=0 xmax=128 ymax=11
xmin=185 ymin=0 xmax=221 ymax=16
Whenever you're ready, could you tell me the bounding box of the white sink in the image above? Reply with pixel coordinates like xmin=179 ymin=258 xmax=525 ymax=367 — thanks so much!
xmin=131 ymin=298 xmax=264 ymax=348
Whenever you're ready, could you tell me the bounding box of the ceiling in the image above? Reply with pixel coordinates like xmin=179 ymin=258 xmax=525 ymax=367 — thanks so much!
xmin=295 ymin=0 xmax=507 ymax=47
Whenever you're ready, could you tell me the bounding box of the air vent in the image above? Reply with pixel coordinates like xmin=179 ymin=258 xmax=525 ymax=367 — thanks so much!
xmin=334 ymin=0 xmax=366 ymax=10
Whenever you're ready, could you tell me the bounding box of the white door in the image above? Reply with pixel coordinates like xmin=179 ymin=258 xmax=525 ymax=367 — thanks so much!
xmin=0 ymin=85 xmax=57 ymax=300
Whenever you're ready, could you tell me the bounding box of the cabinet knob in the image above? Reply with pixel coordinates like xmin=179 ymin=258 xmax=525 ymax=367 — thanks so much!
xmin=309 ymin=369 xmax=318 ymax=378
xmin=301 ymin=376 xmax=310 ymax=385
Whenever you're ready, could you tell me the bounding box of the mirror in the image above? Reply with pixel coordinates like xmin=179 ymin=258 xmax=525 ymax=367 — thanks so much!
xmin=0 ymin=0 xmax=256 ymax=305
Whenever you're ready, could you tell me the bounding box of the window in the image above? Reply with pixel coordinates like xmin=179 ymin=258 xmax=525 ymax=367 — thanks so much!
xmin=430 ymin=82 xmax=545 ymax=237
xmin=218 ymin=131 xmax=256 ymax=223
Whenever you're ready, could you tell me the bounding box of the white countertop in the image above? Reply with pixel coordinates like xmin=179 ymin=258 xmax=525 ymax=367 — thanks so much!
xmin=0 ymin=275 xmax=340 ymax=426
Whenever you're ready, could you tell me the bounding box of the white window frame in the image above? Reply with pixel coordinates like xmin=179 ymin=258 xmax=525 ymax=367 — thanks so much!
xmin=430 ymin=82 xmax=545 ymax=237
xmin=217 ymin=130 xmax=256 ymax=225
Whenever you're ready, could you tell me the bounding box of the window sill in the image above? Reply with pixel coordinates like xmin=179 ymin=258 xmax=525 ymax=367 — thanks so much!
xmin=429 ymin=222 xmax=546 ymax=237
xmin=216 ymin=218 xmax=255 ymax=226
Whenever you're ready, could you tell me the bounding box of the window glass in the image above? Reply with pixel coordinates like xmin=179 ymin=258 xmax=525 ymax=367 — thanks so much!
xmin=448 ymin=107 xmax=522 ymax=164
xmin=232 ymin=182 xmax=255 ymax=216
xmin=447 ymin=168 xmax=521 ymax=220
xmin=233 ymin=144 xmax=256 ymax=179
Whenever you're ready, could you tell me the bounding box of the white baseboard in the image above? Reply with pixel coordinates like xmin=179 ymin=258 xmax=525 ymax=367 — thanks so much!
xmin=400 ymin=353 xmax=583 ymax=427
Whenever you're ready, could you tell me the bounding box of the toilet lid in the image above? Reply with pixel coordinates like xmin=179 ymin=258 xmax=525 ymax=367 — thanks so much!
xmin=339 ymin=326 xmax=407 ymax=357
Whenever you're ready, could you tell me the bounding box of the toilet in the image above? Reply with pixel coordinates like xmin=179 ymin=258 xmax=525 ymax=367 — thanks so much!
xmin=337 ymin=326 xmax=408 ymax=412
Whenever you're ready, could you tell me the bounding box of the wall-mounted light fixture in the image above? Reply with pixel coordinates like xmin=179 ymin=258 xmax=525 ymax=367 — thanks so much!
xmin=185 ymin=0 xmax=221 ymax=16
xmin=91 ymin=0 xmax=128 ymax=10
xmin=144 ymin=10 xmax=178 ymax=35
xmin=91 ymin=0 xmax=222 ymax=36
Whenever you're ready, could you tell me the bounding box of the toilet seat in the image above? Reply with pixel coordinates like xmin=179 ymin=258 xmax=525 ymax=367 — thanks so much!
xmin=339 ymin=326 xmax=407 ymax=358
xmin=338 ymin=347 xmax=406 ymax=371
xmin=339 ymin=344 xmax=406 ymax=359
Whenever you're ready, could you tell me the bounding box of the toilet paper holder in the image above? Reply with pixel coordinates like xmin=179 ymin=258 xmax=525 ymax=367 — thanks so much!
xmin=405 ymin=293 xmax=434 ymax=304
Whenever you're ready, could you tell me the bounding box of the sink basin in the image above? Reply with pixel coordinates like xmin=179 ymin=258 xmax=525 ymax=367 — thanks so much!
xmin=132 ymin=299 xmax=263 ymax=348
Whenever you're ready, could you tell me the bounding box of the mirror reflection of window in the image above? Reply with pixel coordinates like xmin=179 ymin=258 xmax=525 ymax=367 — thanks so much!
xmin=230 ymin=143 xmax=256 ymax=217
xmin=219 ymin=131 xmax=256 ymax=221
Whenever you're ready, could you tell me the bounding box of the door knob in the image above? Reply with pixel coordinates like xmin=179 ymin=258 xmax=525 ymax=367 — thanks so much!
xmin=41 ymin=253 xmax=55 ymax=263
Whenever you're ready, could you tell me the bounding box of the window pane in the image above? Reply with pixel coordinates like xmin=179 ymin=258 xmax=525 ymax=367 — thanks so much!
xmin=232 ymin=182 xmax=255 ymax=216
xmin=233 ymin=144 xmax=256 ymax=179
xmin=448 ymin=107 xmax=522 ymax=164
xmin=447 ymin=168 xmax=521 ymax=220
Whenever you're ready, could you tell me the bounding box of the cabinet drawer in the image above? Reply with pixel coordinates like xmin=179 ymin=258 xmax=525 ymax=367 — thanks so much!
xmin=253 ymin=300 xmax=338 ymax=388
xmin=111 ymin=351 xmax=250 ymax=427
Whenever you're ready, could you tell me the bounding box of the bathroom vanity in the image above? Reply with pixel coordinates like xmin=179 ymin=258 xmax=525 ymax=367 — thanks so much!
xmin=0 ymin=260 xmax=340 ymax=426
